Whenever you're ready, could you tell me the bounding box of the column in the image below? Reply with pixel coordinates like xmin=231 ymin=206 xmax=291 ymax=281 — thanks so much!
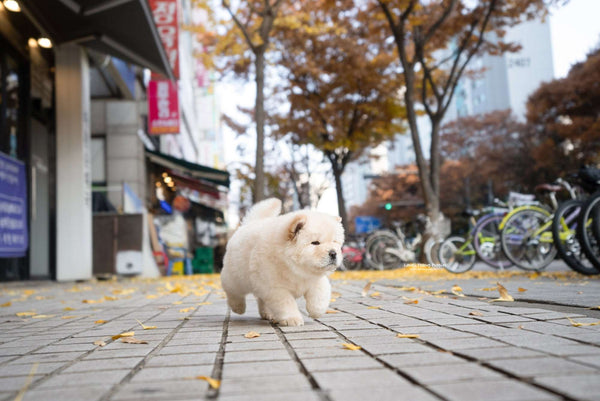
xmin=55 ymin=44 xmax=92 ymax=281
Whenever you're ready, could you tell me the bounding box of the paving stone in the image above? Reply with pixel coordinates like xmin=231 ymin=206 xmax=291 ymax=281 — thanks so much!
xmin=401 ymin=362 xmax=505 ymax=384
xmin=221 ymin=360 xmax=300 ymax=379
xmin=328 ymin=385 xmax=440 ymax=401
xmin=379 ymin=351 xmax=466 ymax=368
xmin=35 ymin=369 xmax=130 ymax=389
xmin=0 ymin=374 xmax=45 ymax=392
xmin=110 ymin=379 xmax=209 ymax=400
xmin=425 ymin=337 xmax=506 ymax=350
xmin=224 ymin=349 xmax=291 ymax=363
xmin=20 ymin=384 xmax=112 ymax=401
xmin=0 ymin=362 xmax=65 ymax=377
xmin=301 ymin=355 xmax=383 ymax=371
xmin=568 ymin=355 xmax=600 ymax=369
xmin=225 ymin=340 xmax=285 ymax=352
xmin=62 ymin=358 xmax=142 ymax=373
xmin=487 ymin=356 xmax=598 ymax=377
xmin=219 ymin=374 xmax=311 ymax=395
xmin=456 ymin=347 xmax=546 ymax=361
xmin=130 ymin=365 xmax=213 ymax=382
xmin=157 ymin=343 xmax=219 ymax=354
xmin=145 ymin=353 xmax=216 ymax=367
xmin=217 ymin=391 xmax=322 ymax=401
xmin=312 ymin=369 xmax=412 ymax=390
xmin=534 ymin=374 xmax=600 ymax=400
xmin=430 ymin=379 xmax=560 ymax=401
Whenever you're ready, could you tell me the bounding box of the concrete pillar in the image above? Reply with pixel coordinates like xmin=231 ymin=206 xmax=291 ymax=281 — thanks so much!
xmin=55 ymin=44 xmax=92 ymax=281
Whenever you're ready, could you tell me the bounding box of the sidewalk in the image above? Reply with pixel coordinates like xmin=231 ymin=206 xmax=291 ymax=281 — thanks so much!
xmin=1 ymin=269 xmax=599 ymax=401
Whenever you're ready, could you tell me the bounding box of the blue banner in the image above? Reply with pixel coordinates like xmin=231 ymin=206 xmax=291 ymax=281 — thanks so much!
xmin=0 ymin=151 xmax=28 ymax=257
xmin=355 ymin=216 xmax=381 ymax=234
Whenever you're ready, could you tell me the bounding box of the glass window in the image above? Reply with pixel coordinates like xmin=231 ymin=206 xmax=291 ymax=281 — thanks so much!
xmin=91 ymin=137 xmax=106 ymax=184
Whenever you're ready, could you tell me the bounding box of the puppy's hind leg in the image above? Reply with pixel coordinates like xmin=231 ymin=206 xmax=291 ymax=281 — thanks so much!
xmin=227 ymin=294 xmax=246 ymax=315
xmin=257 ymin=298 xmax=274 ymax=321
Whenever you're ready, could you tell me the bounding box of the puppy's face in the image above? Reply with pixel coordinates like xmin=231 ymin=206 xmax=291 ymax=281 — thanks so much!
xmin=286 ymin=212 xmax=344 ymax=275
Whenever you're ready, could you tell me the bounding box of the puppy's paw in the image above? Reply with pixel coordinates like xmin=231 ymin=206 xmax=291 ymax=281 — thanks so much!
xmin=277 ymin=315 xmax=304 ymax=326
xmin=308 ymin=310 xmax=325 ymax=319
xmin=260 ymin=310 xmax=274 ymax=321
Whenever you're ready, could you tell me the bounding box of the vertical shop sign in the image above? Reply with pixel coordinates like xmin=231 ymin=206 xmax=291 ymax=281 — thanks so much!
xmin=148 ymin=79 xmax=180 ymax=134
xmin=0 ymin=152 xmax=28 ymax=257
xmin=149 ymin=0 xmax=179 ymax=79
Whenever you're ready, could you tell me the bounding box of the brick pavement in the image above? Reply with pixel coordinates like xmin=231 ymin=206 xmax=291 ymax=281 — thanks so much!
xmin=0 ymin=273 xmax=599 ymax=401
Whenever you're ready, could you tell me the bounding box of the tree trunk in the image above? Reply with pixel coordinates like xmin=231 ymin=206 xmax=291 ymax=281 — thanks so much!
xmin=331 ymin=163 xmax=349 ymax=234
xmin=253 ymin=49 xmax=266 ymax=202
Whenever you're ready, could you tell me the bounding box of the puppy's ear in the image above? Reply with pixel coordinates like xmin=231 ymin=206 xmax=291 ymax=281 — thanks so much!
xmin=288 ymin=214 xmax=306 ymax=241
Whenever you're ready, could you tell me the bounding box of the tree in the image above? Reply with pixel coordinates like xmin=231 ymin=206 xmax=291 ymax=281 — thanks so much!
xmin=195 ymin=0 xmax=287 ymax=202
xmin=270 ymin=0 xmax=405 ymax=231
xmin=374 ymin=0 xmax=557 ymax=237
xmin=526 ymin=47 xmax=600 ymax=176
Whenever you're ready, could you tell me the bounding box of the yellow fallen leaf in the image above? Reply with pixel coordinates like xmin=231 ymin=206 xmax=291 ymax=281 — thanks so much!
xmin=244 ymin=331 xmax=261 ymax=339
xmin=179 ymin=307 xmax=195 ymax=313
xmin=1 ymin=301 xmax=12 ymax=307
xmin=197 ymin=302 xmax=212 ymax=306
xmin=95 ymin=320 xmax=107 ymax=324
xmin=16 ymin=311 xmax=36 ymax=317
xmin=567 ymin=317 xmax=600 ymax=327
xmin=331 ymin=291 xmax=342 ymax=298
xmin=172 ymin=301 xmax=183 ymax=305
xmin=370 ymin=291 xmax=381 ymax=298
xmin=361 ymin=281 xmax=372 ymax=297
xmin=121 ymin=337 xmax=148 ymax=344
xmin=469 ymin=311 xmax=484 ymax=316
xmin=428 ymin=290 xmax=445 ymax=295
xmin=93 ymin=340 xmax=106 ymax=347
xmin=146 ymin=295 xmax=158 ymax=299
xmin=342 ymin=343 xmax=361 ymax=351
xmin=32 ymin=314 xmax=55 ymax=319
xmin=194 ymin=376 xmax=221 ymax=389
xmin=23 ymin=290 xmax=36 ymax=296
xmin=367 ymin=306 xmax=381 ymax=309
xmin=112 ymin=331 xmax=135 ymax=340
xmin=518 ymin=287 xmax=528 ymax=292
xmin=63 ymin=307 xmax=75 ymax=311
xmin=103 ymin=296 xmax=117 ymax=301
xmin=330 ymin=298 xmax=337 ymax=303
xmin=489 ymin=282 xmax=514 ymax=302
xmin=326 ymin=309 xmax=339 ymax=314
xmin=477 ymin=287 xmax=498 ymax=291
xmin=451 ymin=285 xmax=465 ymax=297
xmin=82 ymin=299 xmax=104 ymax=304
xmin=136 ymin=319 xmax=157 ymax=330
xmin=589 ymin=306 xmax=600 ymax=310
xmin=61 ymin=316 xmax=77 ymax=319
xmin=397 ymin=286 xmax=417 ymax=292
xmin=397 ymin=334 xmax=419 ymax=338
xmin=402 ymin=296 xmax=419 ymax=304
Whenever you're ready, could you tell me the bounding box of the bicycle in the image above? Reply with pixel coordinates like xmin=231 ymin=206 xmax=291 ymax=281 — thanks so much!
xmin=342 ymin=234 xmax=366 ymax=270
xmin=577 ymin=191 xmax=600 ymax=273
xmin=438 ymin=205 xmax=512 ymax=273
xmin=499 ymin=178 xmax=577 ymax=271
xmin=364 ymin=222 xmax=421 ymax=270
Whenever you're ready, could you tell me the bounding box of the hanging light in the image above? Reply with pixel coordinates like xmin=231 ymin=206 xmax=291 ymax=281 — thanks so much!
xmin=37 ymin=38 xmax=52 ymax=49
xmin=3 ymin=0 xmax=21 ymax=12
xmin=28 ymin=38 xmax=38 ymax=48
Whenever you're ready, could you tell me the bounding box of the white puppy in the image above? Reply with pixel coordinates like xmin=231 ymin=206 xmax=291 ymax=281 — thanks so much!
xmin=221 ymin=198 xmax=344 ymax=326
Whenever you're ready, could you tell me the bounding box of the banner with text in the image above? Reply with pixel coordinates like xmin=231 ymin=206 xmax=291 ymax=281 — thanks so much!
xmin=0 ymin=151 xmax=28 ymax=258
xmin=148 ymin=79 xmax=180 ymax=135
xmin=149 ymin=0 xmax=179 ymax=79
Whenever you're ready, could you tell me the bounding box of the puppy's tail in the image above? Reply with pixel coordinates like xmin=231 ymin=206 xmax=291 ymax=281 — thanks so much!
xmin=242 ymin=198 xmax=282 ymax=225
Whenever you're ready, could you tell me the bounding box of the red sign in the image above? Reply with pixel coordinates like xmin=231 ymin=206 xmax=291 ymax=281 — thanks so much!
xmin=148 ymin=80 xmax=180 ymax=135
xmin=149 ymin=0 xmax=179 ymax=79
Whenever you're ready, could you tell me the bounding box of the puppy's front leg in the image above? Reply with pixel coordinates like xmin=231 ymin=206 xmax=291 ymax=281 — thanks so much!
xmin=263 ymin=289 xmax=304 ymax=326
xmin=305 ymin=276 xmax=331 ymax=318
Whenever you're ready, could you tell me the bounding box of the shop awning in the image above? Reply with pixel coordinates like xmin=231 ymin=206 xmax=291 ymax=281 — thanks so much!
xmin=146 ymin=149 xmax=230 ymax=188
xmin=21 ymin=0 xmax=173 ymax=80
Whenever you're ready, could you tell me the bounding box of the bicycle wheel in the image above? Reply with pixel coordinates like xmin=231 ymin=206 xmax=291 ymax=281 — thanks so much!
xmin=364 ymin=230 xmax=402 ymax=270
xmin=552 ymin=200 xmax=599 ymax=275
xmin=500 ymin=208 xmax=556 ymax=271
xmin=472 ymin=214 xmax=513 ymax=269
xmin=438 ymin=236 xmax=476 ymax=273
xmin=423 ymin=237 xmax=443 ymax=265
xmin=577 ymin=192 xmax=600 ymax=270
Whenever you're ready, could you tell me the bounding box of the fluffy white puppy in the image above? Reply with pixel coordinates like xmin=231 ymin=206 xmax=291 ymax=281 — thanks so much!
xmin=221 ymin=198 xmax=344 ymax=326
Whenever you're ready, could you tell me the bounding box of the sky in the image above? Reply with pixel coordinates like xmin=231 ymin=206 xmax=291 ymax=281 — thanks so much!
xmin=220 ymin=0 xmax=600 ymax=218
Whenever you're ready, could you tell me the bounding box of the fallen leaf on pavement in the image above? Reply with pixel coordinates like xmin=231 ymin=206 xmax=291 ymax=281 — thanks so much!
xmin=136 ymin=319 xmax=157 ymax=330
xmin=397 ymin=334 xmax=419 ymax=338
xmin=331 ymin=291 xmax=342 ymax=298
xmin=193 ymin=376 xmax=221 ymax=389
xmin=1 ymin=302 xmax=11 ymax=307
xmin=82 ymin=299 xmax=104 ymax=304
xmin=172 ymin=301 xmax=183 ymax=305
xmin=477 ymin=287 xmax=498 ymax=291
xmin=146 ymin=295 xmax=158 ymax=299
xmin=361 ymin=282 xmax=372 ymax=297
xmin=63 ymin=307 xmax=75 ymax=311
xmin=103 ymin=296 xmax=118 ymax=301
xmin=518 ymin=287 xmax=528 ymax=292
xmin=489 ymin=282 xmax=514 ymax=302
xmin=589 ymin=306 xmax=600 ymax=310
xmin=179 ymin=307 xmax=195 ymax=313
xmin=244 ymin=331 xmax=261 ymax=339
xmin=61 ymin=316 xmax=77 ymax=319
xmin=567 ymin=317 xmax=600 ymax=327
xmin=32 ymin=314 xmax=55 ymax=319
xmin=451 ymin=285 xmax=465 ymax=297
xmin=93 ymin=340 xmax=107 ymax=347
xmin=402 ymin=296 xmax=419 ymax=304
xmin=397 ymin=286 xmax=417 ymax=292
xmin=370 ymin=291 xmax=381 ymax=298
xmin=469 ymin=311 xmax=484 ymax=316
xmin=112 ymin=331 xmax=135 ymax=340
xmin=197 ymin=302 xmax=212 ymax=306
xmin=330 ymin=298 xmax=337 ymax=303
xmin=326 ymin=310 xmax=338 ymax=314
xmin=16 ymin=311 xmax=36 ymax=317
xmin=342 ymin=343 xmax=361 ymax=351
xmin=121 ymin=337 xmax=148 ymax=344
xmin=367 ymin=306 xmax=381 ymax=309
xmin=95 ymin=320 xmax=107 ymax=324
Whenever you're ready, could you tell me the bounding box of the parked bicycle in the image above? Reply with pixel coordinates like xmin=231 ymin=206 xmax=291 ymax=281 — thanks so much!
xmin=363 ymin=222 xmax=421 ymax=270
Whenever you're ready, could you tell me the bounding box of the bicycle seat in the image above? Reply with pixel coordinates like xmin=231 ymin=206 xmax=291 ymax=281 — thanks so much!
xmin=462 ymin=209 xmax=480 ymax=217
xmin=534 ymin=183 xmax=563 ymax=193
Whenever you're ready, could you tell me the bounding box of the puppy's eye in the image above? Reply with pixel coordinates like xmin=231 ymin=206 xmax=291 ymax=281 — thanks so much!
xmin=311 ymin=241 xmax=320 ymax=245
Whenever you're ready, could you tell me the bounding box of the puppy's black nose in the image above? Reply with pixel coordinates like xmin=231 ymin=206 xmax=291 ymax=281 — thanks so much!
xmin=329 ymin=250 xmax=337 ymax=260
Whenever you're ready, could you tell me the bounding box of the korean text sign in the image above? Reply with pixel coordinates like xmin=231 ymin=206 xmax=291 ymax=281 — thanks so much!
xmin=0 ymin=151 xmax=28 ymax=257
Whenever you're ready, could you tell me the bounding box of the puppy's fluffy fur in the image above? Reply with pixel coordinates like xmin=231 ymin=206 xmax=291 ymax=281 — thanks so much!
xmin=221 ymin=198 xmax=344 ymax=326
